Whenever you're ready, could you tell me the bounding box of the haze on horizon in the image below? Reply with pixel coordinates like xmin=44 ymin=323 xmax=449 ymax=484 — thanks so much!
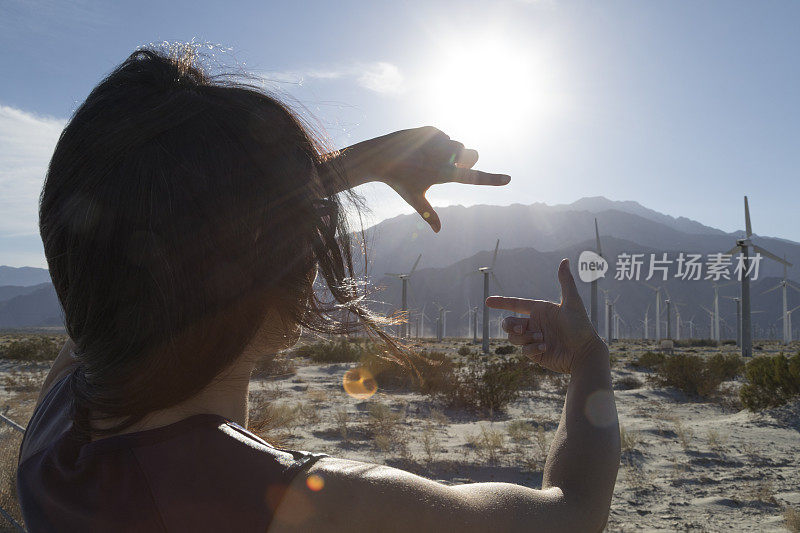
xmin=2 ymin=0 xmax=799 ymax=268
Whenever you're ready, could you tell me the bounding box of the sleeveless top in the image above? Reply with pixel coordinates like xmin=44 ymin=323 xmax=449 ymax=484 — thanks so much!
xmin=17 ymin=375 xmax=326 ymax=532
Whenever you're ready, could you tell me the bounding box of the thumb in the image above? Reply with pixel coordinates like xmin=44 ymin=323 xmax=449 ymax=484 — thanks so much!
xmin=558 ymin=258 xmax=582 ymax=308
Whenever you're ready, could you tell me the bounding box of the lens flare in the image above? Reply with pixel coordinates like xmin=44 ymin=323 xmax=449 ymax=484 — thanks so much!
xmin=306 ymin=474 xmax=325 ymax=492
xmin=342 ymin=367 xmax=377 ymax=399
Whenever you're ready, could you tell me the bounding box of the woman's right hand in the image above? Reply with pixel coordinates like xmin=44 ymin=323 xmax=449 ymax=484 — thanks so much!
xmin=486 ymin=258 xmax=607 ymax=374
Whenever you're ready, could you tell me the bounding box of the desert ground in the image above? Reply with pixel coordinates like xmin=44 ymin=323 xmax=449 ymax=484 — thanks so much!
xmin=0 ymin=332 xmax=798 ymax=532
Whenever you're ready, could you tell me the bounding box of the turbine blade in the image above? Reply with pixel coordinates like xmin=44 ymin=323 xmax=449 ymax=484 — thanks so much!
xmin=788 ymin=281 xmax=800 ymax=294
xmin=385 ymin=273 xmax=402 ymax=277
xmin=744 ymin=196 xmax=752 ymax=237
xmin=409 ymin=254 xmax=422 ymax=275
xmin=761 ymin=284 xmax=782 ymax=295
xmin=491 ymin=239 xmax=500 ymax=270
xmin=752 ymin=245 xmax=793 ymax=267
xmin=491 ymin=272 xmax=505 ymax=292
xmin=724 ymin=245 xmax=742 ymax=256
xmin=595 ymin=218 xmax=603 ymax=256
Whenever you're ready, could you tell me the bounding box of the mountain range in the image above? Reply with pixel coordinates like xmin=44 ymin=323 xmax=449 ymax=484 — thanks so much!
xmin=2 ymin=197 xmax=799 ymax=338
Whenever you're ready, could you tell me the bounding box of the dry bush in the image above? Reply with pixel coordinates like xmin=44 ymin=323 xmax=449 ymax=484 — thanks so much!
xmin=649 ymin=353 xmax=725 ymax=398
xmin=740 ymin=353 xmax=800 ymax=410
xmin=444 ymin=355 xmax=531 ymax=414
xmin=0 ymin=336 xmax=61 ymax=362
xmin=785 ymin=506 xmax=800 ymax=532
xmin=332 ymin=407 xmax=349 ymax=440
xmin=363 ymin=350 xmax=455 ymax=394
xmin=619 ymin=426 xmax=641 ymax=457
xmin=248 ymin=398 xmax=301 ymax=447
xmin=706 ymin=429 xmax=727 ymax=454
xmin=630 ymin=351 xmax=666 ymax=371
xmin=430 ymin=408 xmax=448 ymax=426
xmin=294 ymin=339 xmax=377 ymax=363
xmin=466 ymin=424 xmax=505 ymax=465
xmin=457 ymin=346 xmax=473 ymax=356
xmin=705 ymin=353 xmax=744 ymax=382
xmin=420 ymin=425 xmax=440 ymax=464
xmin=2 ymin=371 xmax=45 ymax=393
xmin=0 ymin=430 xmax=24 ymax=528
xmin=745 ymin=479 xmax=777 ymax=505
xmin=535 ymin=427 xmax=549 ymax=459
xmin=367 ymin=402 xmax=403 ymax=436
xmin=673 ymin=419 xmax=694 ymax=450
xmin=673 ymin=338 xmax=718 ymax=348
xmin=306 ymin=389 xmax=328 ymax=404
xmin=507 ymin=420 xmax=535 ymax=443
xmin=494 ymin=344 xmax=516 ymax=355
xmin=614 ymin=375 xmax=643 ymax=390
xmin=251 ymin=354 xmax=296 ymax=379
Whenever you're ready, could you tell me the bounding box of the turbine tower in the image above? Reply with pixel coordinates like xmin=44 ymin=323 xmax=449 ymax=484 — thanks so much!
xmin=762 ymin=258 xmax=800 ymax=345
xmin=475 ymin=239 xmax=502 ymax=354
xmin=725 ymin=196 xmax=792 ymax=356
xmin=590 ymin=218 xmax=604 ymax=331
xmin=385 ymin=254 xmax=422 ymax=338
xmin=644 ymin=284 xmax=662 ymax=340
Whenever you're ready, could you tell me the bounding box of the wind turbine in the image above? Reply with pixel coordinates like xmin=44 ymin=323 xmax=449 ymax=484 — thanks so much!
xmin=722 ymin=296 xmax=743 ymax=346
xmin=725 ymin=196 xmax=792 ymax=356
xmin=461 ymin=300 xmax=479 ymax=344
xmin=700 ymin=305 xmax=715 ymax=341
xmin=786 ymin=305 xmax=800 ymax=342
xmin=686 ymin=315 xmax=696 ymax=339
xmin=385 ymin=254 xmax=422 ymax=338
xmin=590 ymin=218 xmax=604 ymax=331
xmin=644 ymin=284 xmax=663 ymax=340
xmin=475 ymin=239 xmax=502 ymax=354
xmin=641 ymin=303 xmax=651 ymax=340
xmin=762 ymin=257 xmax=800 ymax=345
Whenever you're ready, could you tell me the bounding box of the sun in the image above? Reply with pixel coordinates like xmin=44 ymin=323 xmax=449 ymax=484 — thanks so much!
xmin=423 ymin=38 xmax=559 ymax=147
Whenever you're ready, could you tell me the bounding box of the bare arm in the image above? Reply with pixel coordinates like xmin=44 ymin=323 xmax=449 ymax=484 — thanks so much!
xmin=317 ymin=126 xmax=510 ymax=232
xmin=271 ymin=259 xmax=619 ymax=533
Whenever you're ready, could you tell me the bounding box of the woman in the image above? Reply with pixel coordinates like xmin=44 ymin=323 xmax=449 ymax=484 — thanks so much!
xmin=18 ymin=46 xmax=619 ymax=532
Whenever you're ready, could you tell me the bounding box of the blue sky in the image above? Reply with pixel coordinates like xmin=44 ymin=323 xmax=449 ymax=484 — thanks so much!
xmin=1 ymin=0 xmax=799 ymax=267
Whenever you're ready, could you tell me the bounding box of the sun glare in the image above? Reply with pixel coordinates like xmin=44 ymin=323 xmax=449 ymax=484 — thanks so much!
xmin=423 ymin=38 xmax=560 ymax=146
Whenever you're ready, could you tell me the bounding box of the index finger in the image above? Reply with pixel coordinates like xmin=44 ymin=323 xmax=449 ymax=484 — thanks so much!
xmin=442 ymin=166 xmax=511 ymax=186
xmin=485 ymin=296 xmax=535 ymax=314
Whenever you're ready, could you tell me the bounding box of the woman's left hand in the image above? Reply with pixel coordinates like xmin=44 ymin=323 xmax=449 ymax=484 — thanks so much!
xmin=336 ymin=126 xmax=511 ymax=232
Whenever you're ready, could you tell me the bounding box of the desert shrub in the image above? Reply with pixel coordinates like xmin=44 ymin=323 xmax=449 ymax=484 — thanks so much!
xmin=0 ymin=431 xmax=23 ymax=527
xmin=1 ymin=336 xmax=62 ymax=362
xmin=361 ymin=350 xmax=455 ymax=394
xmin=721 ymin=339 xmax=737 ymax=346
xmin=466 ymin=424 xmax=505 ymax=464
xmin=444 ymin=355 xmax=528 ymax=414
xmin=2 ymin=371 xmax=45 ymax=392
xmin=786 ymin=506 xmax=800 ymax=533
xmin=631 ymin=351 xmax=666 ymax=371
xmin=673 ymin=338 xmax=718 ymax=347
xmin=248 ymin=399 xmax=301 ymax=447
xmin=740 ymin=353 xmax=800 ymax=411
xmin=650 ymin=353 xmax=723 ymax=398
xmin=251 ymin=354 xmax=296 ymax=379
xmin=495 ymin=344 xmax=516 ymax=355
xmin=614 ymin=375 xmax=643 ymax=390
xmin=294 ymin=339 xmax=376 ymax=363
xmin=457 ymin=346 xmax=472 ymax=356
xmin=705 ymin=353 xmax=744 ymax=382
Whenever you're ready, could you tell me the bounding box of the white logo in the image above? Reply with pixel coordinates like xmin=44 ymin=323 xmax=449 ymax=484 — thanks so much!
xmin=578 ymin=251 xmax=608 ymax=283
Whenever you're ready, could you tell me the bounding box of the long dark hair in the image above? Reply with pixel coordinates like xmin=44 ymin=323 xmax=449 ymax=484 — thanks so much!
xmin=40 ymin=44 xmax=393 ymax=437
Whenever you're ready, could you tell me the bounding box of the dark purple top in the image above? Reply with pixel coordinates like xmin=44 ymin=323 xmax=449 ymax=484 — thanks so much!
xmin=17 ymin=375 xmax=325 ymax=532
